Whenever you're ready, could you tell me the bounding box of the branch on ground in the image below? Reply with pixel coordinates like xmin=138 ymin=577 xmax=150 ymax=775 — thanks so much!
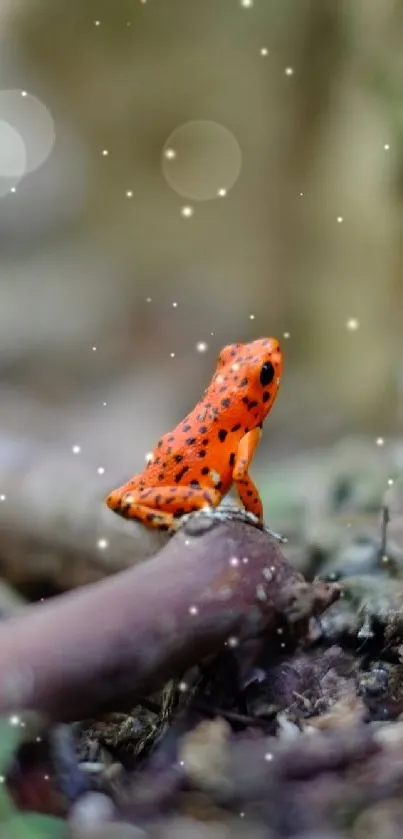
xmin=0 ymin=511 xmax=340 ymax=722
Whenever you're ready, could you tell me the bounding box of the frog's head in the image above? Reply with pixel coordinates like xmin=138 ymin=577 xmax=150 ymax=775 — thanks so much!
xmin=210 ymin=337 xmax=283 ymax=426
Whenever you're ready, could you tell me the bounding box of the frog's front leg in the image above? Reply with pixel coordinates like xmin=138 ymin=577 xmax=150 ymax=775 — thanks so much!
xmin=108 ymin=485 xmax=222 ymax=532
xmin=232 ymin=427 xmax=263 ymax=521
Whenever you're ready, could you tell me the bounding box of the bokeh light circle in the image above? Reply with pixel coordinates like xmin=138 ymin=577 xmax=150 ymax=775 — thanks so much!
xmin=0 ymin=90 xmax=55 ymax=176
xmin=0 ymin=120 xmax=26 ymax=196
xmin=0 ymin=121 xmax=26 ymax=177
xmin=162 ymin=120 xmax=242 ymax=201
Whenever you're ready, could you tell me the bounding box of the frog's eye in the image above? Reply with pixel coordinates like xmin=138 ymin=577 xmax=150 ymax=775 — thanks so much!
xmin=259 ymin=361 xmax=275 ymax=387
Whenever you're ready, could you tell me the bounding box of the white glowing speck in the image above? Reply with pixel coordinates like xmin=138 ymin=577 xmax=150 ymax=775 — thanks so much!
xmin=240 ymin=0 xmax=253 ymax=6
xmin=170 ymin=352 xmax=175 ymax=358
xmin=101 ymin=149 xmax=109 ymax=156
xmin=72 ymin=445 xmax=81 ymax=454
xmin=217 ymin=188 xmax=227 ymax=197
xmin=140 ymin=0 xmax=147 ymax=4
xmin=181 ymin=205 xmax=194 ymax=217
xmin=231 ymin=362 xmax=240 ymax=372
xmin=230 ymin=556 xmax=239 ymax=566
xmin=164 ymin=148 xmax=176 ymax=160
xmin=97 ymin=538 xmax=109 ymax=550
xmin=384 ymin=144 xmax=390 ymax=150
xmin=242 ymin=557 xmax=249 ymax=564
xmin=277 ymin=627 xmax=284 ymax=635
xmin=260 ymin=48 xmax=269 ymax=56
xmin=97 ymin=467 xmax=105 ymax=475
xmin=280 ymin=642 xmax=286 ymax=648
xmin=21 ymin=91 xmax=27 ymax=97
xmin=36 ymin=737 xmax=42 ymax=743
xmin=249 ymin=314 xmax=255 ymax=320
xmin=346 ymin=318 xmax=359 ymax=331
xmin=283 ymin=331 xmax=290 ymax=339
xmin=0 ymin=776 xmax=4 ymax=784
xmin=10 ymin=187 xmax=16 ymax=193
xmin=256 ymin=584 xmax=267 ymax=602
xmin=196 ymin=341 xmax=208 ymax=353
xmin=172 ymin=301 xmax=178 ymax=308
xmin=9 ymin=715 xmax=20 ymax=726
xmin=179 ymin=681 xmax=188 ymax=692
xmin=300 ymin=192 xmax=304 ymax=197
xmin=145 ymin=451 xmax=153 ymax=463
xmin=216 ymin=374 xmax=224 ymax=384
xmin=94 ymin=19 xmax=101 ymax=26
xmin=146 ymin=297 xmax=152 ymax=303
xmin=337 ymin=216 xmax=343 ymax=223
xmin=240 ymin=812 xmax=245 ymax=819
xmin=44 ymin=774 xmax=49 ymax=780
xmin=189 ymin=605 xmax=198 ymax=615
xmin=92 ymin=346 xmax=97 ymax=352
xmin=0 ymin=495 xmax=5 ymax=502
xmin=265 ymin=752 xmax=273 ymax=761
xmin=285 ymin=67 xmax=294 ymax=76
xmin=227 ymin=636 xmax=239 ymax=648
xmin=103 ymin=402 xmax=107 ymax=407
xmin=179 ymin=760 xmax=185 ymax=766
xmin=388 ymin=478 xmax=394 ymax=486
xmin=126 ymin=190 xmax=133 ymax=198
xmin=376 ymin=437 xmax=385 ymax=446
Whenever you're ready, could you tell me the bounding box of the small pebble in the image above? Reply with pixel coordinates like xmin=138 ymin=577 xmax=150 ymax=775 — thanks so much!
xmin=69 ymin=792 xmax=115 ymax=831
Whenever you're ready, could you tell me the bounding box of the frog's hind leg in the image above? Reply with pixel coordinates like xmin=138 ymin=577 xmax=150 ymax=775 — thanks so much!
xmin=105 ymin=474 xmax=141 ymax=514
xmin=107 ymin=485 xmax=221 ymax=532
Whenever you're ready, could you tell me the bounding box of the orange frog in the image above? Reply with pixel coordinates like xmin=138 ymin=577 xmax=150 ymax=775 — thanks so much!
xmin=106 ymin=337 xmax=283 ymax=532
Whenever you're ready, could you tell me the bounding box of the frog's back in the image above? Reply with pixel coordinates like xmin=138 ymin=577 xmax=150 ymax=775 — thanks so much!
xmin=138 ymin=401 xmax=236 ymax=495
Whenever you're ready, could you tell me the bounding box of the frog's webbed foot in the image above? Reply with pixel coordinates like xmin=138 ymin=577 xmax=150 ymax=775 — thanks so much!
xmin=177 ymin=504 xmax=287 ymax=544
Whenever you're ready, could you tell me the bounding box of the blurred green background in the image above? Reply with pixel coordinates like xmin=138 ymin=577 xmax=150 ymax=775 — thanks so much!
xmin=1 ymin=0 xmax=403 ymax=483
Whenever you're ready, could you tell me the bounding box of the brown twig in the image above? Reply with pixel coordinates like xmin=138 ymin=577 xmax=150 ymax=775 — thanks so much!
xmin=191 ymin=699 xmax=275 ymax=728
xmin=0 ymin=511 xmax=340 ymax=722
xmin=380 ymin=504 xmax=390 ymax=558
